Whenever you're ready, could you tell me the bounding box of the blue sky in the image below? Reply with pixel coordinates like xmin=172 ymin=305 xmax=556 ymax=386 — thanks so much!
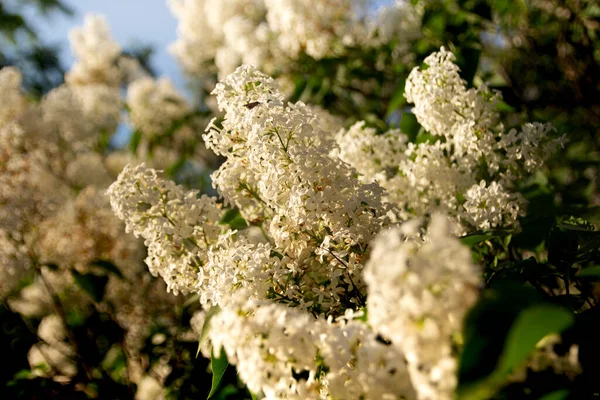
xmin=30 ymin=0 xmax=184 ymax=87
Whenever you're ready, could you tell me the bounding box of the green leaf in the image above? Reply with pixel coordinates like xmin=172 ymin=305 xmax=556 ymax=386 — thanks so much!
xmin=495 ymin=99 xmax=515 ymax=113
xmin=497 ymin=304 xmax=574 ymax=376
xmin=424 ymin=12 xmax=447 ymax=37
xmin=460 ymin=232 xmax=497 ymax=247
xmin=458 ymin=290 xmax=574 ymax=400
xmin=220 ymin=208 xmax=248 ymax=230
xmin=399 ymin=112 xmax=420 ymax=142
xmin=165 ymin=158 xmax=187 ymax=178
xmin=207 ymin=347 xmax=229 ymax=399
xmin=414 ymin=128 xmax=432 ymax=144
xmin=577 ymin=266 xmax=600 ymax=279
xmin=89 ymin=259 xmax=124 ymax=279
xmin=457 ymin=46 xmax=481 ymax=87
xmin=128 ymin=130 xmax=142 ymax=153
xmin=386 ymin=81 xmax=406 ymax=116
xmin=459 ymin=283 xmax=542 ymax=386
xmin=539 ymin=390 xmax=570 ymax=400
xmin=197 ymin=305 xmax=222 ymax=357
xmin=71 ymin=270 xmax=109 ymax=302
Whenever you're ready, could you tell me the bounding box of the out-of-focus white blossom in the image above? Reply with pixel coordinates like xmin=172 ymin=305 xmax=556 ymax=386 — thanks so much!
xmin=135 ymin=375 xmax=166 ymax=400
xmin=499 ymin=122 xmax=567 ymax=174
xmin=169 ymin=0 xmax=269 ymax=78
xmin=65 ymin=152 xmax=113 ymax=188
xmin=364 ymin=215 xmax=481 ymax=400
xmin=264 ymin=0 xmax=369 ymax=59
xmin=528 ymin=335 xmax=582 ymax=377
xmin=7 ymin=280 xmax=52 ymax=318
xmin=127 ymin=77 xmax=191 ymax=138
xmin=28 ymin=315 xmax=76 ymax=380
xmin=0 ymin=67 xmax=27 ymax=126
xmin=37 ymin=187 xmax=141 ymax=269
xmin=73 ymin=85 xmax=123 ymax=134
xmin=169 ymin=0 xmax=421 ymax=79
xmin=510 ymin=334 xmax=582 ymax=383
xmin=28 ymin=343 xmax=77 ymax=379
xmin=66 ymin=15 xmax=123 ymax=87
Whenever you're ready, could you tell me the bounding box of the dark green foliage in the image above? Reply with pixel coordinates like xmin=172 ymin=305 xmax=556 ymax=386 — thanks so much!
xmin=71 ymin=270 xmax=109 ymax=303
xmin=0 ymin=0 xmax=72 ymax=95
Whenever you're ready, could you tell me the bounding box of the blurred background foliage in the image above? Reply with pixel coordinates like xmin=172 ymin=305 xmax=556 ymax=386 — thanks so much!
xmin=1 ymin=0 xmax=599 ymax=398
xmin=0 ymin=0 xmax=71 ymax=95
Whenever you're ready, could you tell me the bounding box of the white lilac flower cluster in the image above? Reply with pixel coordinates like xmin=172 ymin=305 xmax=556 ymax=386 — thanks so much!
xmin=183 ymin=215 xmax=478 ymax=399
xmin=0 ymin=9 xmax=570 ymax=395
xmin=110 ymin=66 xmax=393 ymax=314
xmin=107 ymin=164 xmax=223 ymax=295
xmin=168 ymin=0 xmax=421 ymax=78
xmin=205 ymin=294 xmax=417 ymax=399
xmin=107 ymin=63 xmax=492 ymax=399
xmin=335 ymin=48 xmax=566 ymax=232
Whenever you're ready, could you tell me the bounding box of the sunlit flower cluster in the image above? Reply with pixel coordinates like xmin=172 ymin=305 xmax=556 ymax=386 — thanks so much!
xmin=336 ymin=48 xmax=565 ymax=232
xmin=0 ymin=7 xmax=575 ymax=399
xmin=107 ymin=61 xmax=503 ymax=399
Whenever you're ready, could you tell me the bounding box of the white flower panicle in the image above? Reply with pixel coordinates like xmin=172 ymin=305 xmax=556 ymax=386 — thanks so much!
xmin=199 ymin=230 xmax=283 ymax=306
xmin=364 ymin=215 xmax=482 ymax=400
xmin=499 ymin=122 xmax=567 ymax=174
xmin=66 ymin=15 xmax=123 ymax=87
xmin=207 ymin=65 xmax=390 ymax=244
xmin=462 ymin=180 xmax=525 ymax=230
xmin=169 ymin=0 xmax=421 ymax=78
xmin=127 ymin=77 xmax=192 ymax=138
xmin=332 ymin=121 xmax=408 ymax=185
xmin=334 ymin=47 xmax=565 ymax=232
xmin=107 ymin=164 xmax=222 ymax=295
xmin=205 ymin=65 xmax=395 ymax=312
xmin=207 ymin=296 xmax=416 ymax=399
xmin=405 ymin=47 xmax=500 ymax=138
xmin=97 ymin=42 xmax=567 ymax=398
